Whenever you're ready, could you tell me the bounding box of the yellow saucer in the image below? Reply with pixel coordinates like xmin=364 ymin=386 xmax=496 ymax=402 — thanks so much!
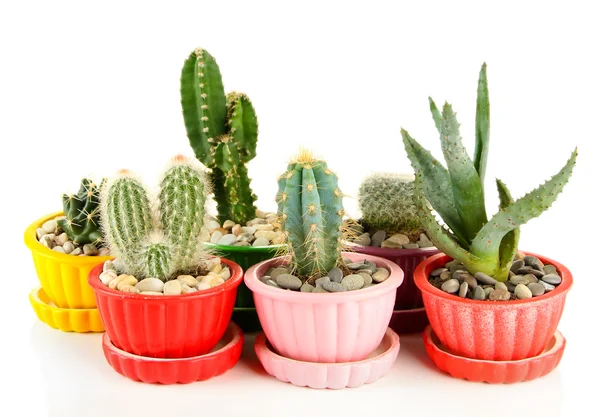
xmin=29 ymin=287 xmax=104 ymax=333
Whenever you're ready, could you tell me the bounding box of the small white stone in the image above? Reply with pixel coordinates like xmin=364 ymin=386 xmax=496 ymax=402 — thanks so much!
xmin=45 ymin=233 xmax=56 ymax=242
xmin=217 ymin=234 xmax=237 ymax=246
xmin=210 ymin=262 xmax=222 ymax=274
xmin=255 ymin=230 xmax=277 ymax=240
xmin=247 ymin=218 xmax=266 ymax=226
xmin=83 ymin=244 xmax=99 ymax=256
xmin=177 ymin=275 xmax=198 ymax=287
xmin=119 ymin=285 xmax=140 ymax=294
xmin=182 ymin=285 xmax=198 ymax=294
xmin=372 ymin=267 xmax=391 ymax=283
xmin=103 ymin=260 xmax=115 ymax=272
xmin=54 ymin=233 xmax=69 ymax=246
xmin=109 ymin=274 xmax=131 ymax=289
xmin=223 ymin=220 xmax=235 ymax=229
xmin=241 ymin=226 xmax=257 ymax=235
xmin=210 ymin=277 xmax=225 ymax=288
xmin=232 ymin=224 xmax=242 ymax=236
xmin=71 ymin=247 xmax=82 ymax=255
xmin=63 ymin=241 xmax=75 ymax=254
xmin=117 ymin=276 xmax=138 ymax=290
xmin=136 ymin=278 xmax=164 ymax=292
xmin=254 ymin=224 xmax=274 ymax=231
xmin=255 ymin=209 xmax=267 ymax=218
xmin=219 ymin=267 xmax=231 ymax=280
xmin=100 ymin=270 xmax=118 ymax=285
xmin=206 ymin=257 xmax=221 ymax=271
xmin=164 ymin=280 xmax=182 ymax=295
xmin=207 ymin=220 xmax=221 ymax=232
xmin=253 ymin=237 xmax=270 ymax=247
xmin=197 ymin=282 xmax=211 ymax=291
xmin=210 ymin=231 xmax=223 ymax=244
xmin=42 ymin=220 xmax=57 ymax=234
xmin=52 ymin=246 xmax=65 ymax=253
xmin=36 ymin=228 xmax=46 ymax=240
xmin=40 ymin=235 xmax=54 ymax=249
xmin=98 ymin=247 xmax=110 ymax=257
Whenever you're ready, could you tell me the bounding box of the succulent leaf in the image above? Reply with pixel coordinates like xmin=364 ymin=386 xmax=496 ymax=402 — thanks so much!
xmin=428 ymin=97 xmax=442 ymax=133
xmin=494 ymin=179 xmax=520 ymax=281
xmin=474 ymin=63 xmax=490 ymax=184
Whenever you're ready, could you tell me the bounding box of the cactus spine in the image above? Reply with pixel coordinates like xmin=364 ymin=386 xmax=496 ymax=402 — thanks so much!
xmin=277 ymin=150 xmax=345 ymax=277
xmin=57 ymin=179 xmax=105 ymax=245
xmin=402 ymin=63 xmax=577 ymax=281
xmin=100 ymin=156 xmax=210 ymax=281
xmin=358 ymin=173 xmax=423 ymax=240
xmin=180 ymin=48 xmax=258 ymax=225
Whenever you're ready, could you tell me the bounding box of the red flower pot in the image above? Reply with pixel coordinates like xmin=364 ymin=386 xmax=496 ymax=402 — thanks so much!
xmin=88 ymin=258 xmax=243 ymax=359
xmin=414 ymin=252 xmax=572 ymax=361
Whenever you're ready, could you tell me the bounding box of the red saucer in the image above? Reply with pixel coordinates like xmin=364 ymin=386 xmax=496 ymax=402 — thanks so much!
xmin=423 ymin=325 xmax=566 ymax=383
xmin=102 ymin=322 xmax=243 ymax=384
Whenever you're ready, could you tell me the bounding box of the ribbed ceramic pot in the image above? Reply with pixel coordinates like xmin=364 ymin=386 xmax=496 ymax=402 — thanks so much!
xmin=414 ymin=252 xmax=573 ymax=361
xmin=245 ymin=252 xmax=404 ymax=363
xmin=88 ymin=258 xmax=243 ymax=358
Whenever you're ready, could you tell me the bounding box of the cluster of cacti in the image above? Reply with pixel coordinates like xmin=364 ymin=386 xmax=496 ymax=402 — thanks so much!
xmin=401 ymin=63 xmax=577 ymax=281
xmin=276 ymin=150 xmax=347 ymax=278
xmin=358 ymin=173 xmax=423 ymax=240
xmin=180 ymin=47 xmax=258 ymax=226
xmin=100 ymin=155 xmax=210 ymax=281
xmin=57 ymin=179 xmax=105 ymax=245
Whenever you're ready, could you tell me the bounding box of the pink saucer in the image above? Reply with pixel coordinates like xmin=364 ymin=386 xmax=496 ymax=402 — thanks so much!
xmin=423 ymin=325 xmax=566 ymax=383
xmin=255 ymin=327 xmax=400 ymax=389
xmin=103 ymin=322 xmax=243 ymax=384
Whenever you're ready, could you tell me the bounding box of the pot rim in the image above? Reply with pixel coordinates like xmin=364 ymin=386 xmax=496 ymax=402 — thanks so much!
xmin=203 ymin=242 xmax=286 ymax=253
xmin=414 ymin=251 xmax=573 ymax=307
xmin=345 ymin=240 xmax=440 ymax=257
xmin=88 ymin=257 xmax=244 ymax=301
xmin=245 ymin=251 xmax=404 ymax=303
xmin=24 ymin=211 xmax=113 ymax=265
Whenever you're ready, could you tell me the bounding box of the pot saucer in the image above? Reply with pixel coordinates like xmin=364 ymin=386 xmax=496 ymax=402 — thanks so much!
xmin=389 ymin=307 xmax=429 ymax=334
xmin=29 ymin=287 xmax=104 ymax=333
xmin=102 ymin=322 xmax=243 ymax=384
xmin=423 ymin=325 xmax=566 ymax=383
xmin=255 ymin=327 xmax=400 ymax=389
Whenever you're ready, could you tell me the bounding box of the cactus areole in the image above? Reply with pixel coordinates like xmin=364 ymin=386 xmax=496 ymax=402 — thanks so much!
xmin=180 ymin=47 xmax=258 ymax=225
xmin=402 ymin=63 xmax=577 ymax=281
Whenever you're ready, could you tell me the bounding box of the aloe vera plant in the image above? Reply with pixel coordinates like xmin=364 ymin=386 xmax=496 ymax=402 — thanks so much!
xmin=402 ymin=63 xmax=577 ymax=281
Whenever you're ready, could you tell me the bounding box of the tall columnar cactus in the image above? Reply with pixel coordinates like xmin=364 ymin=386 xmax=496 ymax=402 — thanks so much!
xmin=57 ymin=179 xmax=105 ymax=245
xmin=276 ymin=150 xmax=345 ymax=277
xmin=358 ymin=173 xmax=423 ymax=240
xmin=180 ymin=47 xmax=258 ymax=225
xmin=401 ymin=63 xmax=577 ymax=281
xmin=100 ymin=155 xmax=210 ymax=281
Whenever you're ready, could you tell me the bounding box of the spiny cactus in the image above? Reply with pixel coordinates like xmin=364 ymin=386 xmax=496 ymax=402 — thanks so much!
xmin=100 ymin=155 xmax=211 ymax=281
xmin=180 ymin=47 xmax=258 ymax=225
xmin=276 ymin=150 xmax=346 ymax=277
xmin=358 ymin=173 xmax=423 ymax=240
xmin=402 ymin=63 xmax=577 ymax=281
xmin=57 ymin=179 xmax=105 ymax=245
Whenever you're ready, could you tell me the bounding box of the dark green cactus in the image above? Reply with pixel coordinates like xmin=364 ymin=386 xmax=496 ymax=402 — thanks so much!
xmin=57 ymin=179 xmax=105 ymax=245
xmin=402 ymin=63 xmax=577 ymax=281
xmin=180 ymin=48 xmax=258 ymax=225
xmin=276 ymin=150 xmax=345 ymax=277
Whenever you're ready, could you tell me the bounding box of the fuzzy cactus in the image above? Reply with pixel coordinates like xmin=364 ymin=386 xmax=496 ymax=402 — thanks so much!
xmin=276 ymin=150 xmax=345 ymax=277
xmin=57 ymin=179 xmax=105 ymax=245
xmin=358 ymin=173 xmax=423 ymax=240
xmin=100 ymin=155 xmax=211 ymax=281
xmin=401 ymin=63 xmax=577 ymax=281
xmin=180 ymin=47 xmax=258 ymax=225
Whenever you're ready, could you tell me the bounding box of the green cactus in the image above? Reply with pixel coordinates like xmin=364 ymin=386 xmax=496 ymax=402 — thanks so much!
xmin=402 ymin=63 xmax=577 ymax=281
xmin=358 ymin=173 xmax=424 ymax=240
xmin=180 ymin=48 xmax=258 ymax=225
xmin=276 ymin=150 xmax=345 ymax=277
xmin=100 ymin=156 xmax=211 ymax=281
xmin=57 ymin=179 xmax=105 ymax=245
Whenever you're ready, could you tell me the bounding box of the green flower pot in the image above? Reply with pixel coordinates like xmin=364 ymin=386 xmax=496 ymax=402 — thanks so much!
xmin=204 ymin=243 xmax=285 ymax=332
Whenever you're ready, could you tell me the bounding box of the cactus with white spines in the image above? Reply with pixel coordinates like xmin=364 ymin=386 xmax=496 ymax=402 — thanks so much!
xmin=276 ymin=150 xmax=348 ymax=278
xmin=100 ymin=155 xmax=211 ymax=281
xmin=180 ymin=47 xmax=258 ymax=225
xmin=401 ymin=63 xmax=577 ymax=281
xmin=358 ymin=173 xmax=423 ymax=241
xmin=57 ymin=178 xmax=105 ymax=245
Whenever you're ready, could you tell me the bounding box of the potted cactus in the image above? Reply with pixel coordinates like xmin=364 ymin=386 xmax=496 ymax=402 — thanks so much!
xmin=180 ymin=47 xmax=285 ymax=331
xmin=87 ymin=155 xmax=244 ymax=382
xmin=24 ymin=178 xmax=112 ymax=332
xmin=348 ymin=173 xmax=439 ymax=334
xmin=245 ymin=150 xmax=403 ymax=387
xmin=402 ymin=63 xmax=576 ymax=382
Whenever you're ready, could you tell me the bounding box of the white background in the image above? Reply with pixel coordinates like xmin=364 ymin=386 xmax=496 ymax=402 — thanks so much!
xmin=1 ymin=1 xmax=599 ymax=416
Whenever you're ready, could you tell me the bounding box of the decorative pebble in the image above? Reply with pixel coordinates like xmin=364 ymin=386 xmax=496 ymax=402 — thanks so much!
xmin=52 ymin=246 xmax=65 ymax=253
xmin=541 ymin=274 xmax=562 ymax=285
xmin=40 ymin=235 xmax=54 ymax=248
xmin=506 ymin=282 xmax=516 ymax=293
xmin=354 ymin=233 xmax=371 ymax=246
xmin=328 ymin=267 xmax=344 ymax=283
xmin=210 ymin=231 xmax=223 ymax=244
xmin=119 ymin=285 xmax=140 ymax=294
xmin=253 ymin=237 xmax=270 ymax=247
xmin=223 ymin=220 xmax=235 ymax=229
xmin=108 ymin=275 xmax=128 ymax=289
xmin=254 ymin=224 xmax=274 ymax=231
xmin=528 ymin=282 xmax=546 ymax=296
xmin=259 ymin=276 xmax=271 ymax=284
xmin=372 ymin=268 xmax=390 ymax=283
xmin=322 ymin=281 xmax=346 ymax=292
xmin=489 ymin=289 xmax=511 ymax=301
xmin=197 ymin=282 xmax=211 ymax=291
xmin=524 ymin=274 xmax=538 ymax=284
xmin=315 ymin=276 xmax=330 ymax=288
xmin=474 ymin=272 xmax=497 ymax=285
xmin=515 ymin=251 xmax=526 ymax=260
xmin=357 ymin=269 xmax=373 ymax=276
xmin=36 ymin=228 xmax=46 ymax=240
xmin=177 ymin=275 xmax=198 ymax=287
xmin=439 ymin=271 xmax=452 ymax=281
xmin=182 ymin=285 xmax=198 ymax=294
xmin=255 ymin=230 xmax=277 ymax=240
xmin=418 ymin=240 xmax=435 ymax=248
xmin=276 ymin=274 xmax=303 ymax=290
xmin=207 ymin=220 xmax=221 ymax=232
xmin=543 ymin=265 xmax=557 ymax=275
xmin=241 ymin=226 xmax=257 ymax=235
xmin=270 ymin=268 xmax=290 ymax=279
xmin=342 ymin=274 xmax=364 ymax=291
xmin=363 ymin=261 xmax=378 ymax=273
xmin=510 ymin=260 xmax=525 ymax=274
xmin=510 ymin=275 xmax=529 ymax=286
xmin=431 ymin=268 xmax=448 ymax=277
xmin=313 ymin=286 xmax=328 ymax=293
xmin=117 ymin=276 xmax=138 ymax=291
xmin=465 ymin=276 xmax=478 ymax=289
xmin=441 ymin=279 xmax=460 ymax=294
xmin=473 ymin=286 xmax=486 ymax=300
xmin=98 ymin=248 xmax=110 ymax=257
xmin=517 ymin=267 xmax=544 ymax=278
xmin=484 ymin=287 xmax=494 ymax=296
xmin=236 ymin=233 xmax=253 ymax=243
xmin=346 ymin=262 xmax=364 ymax=270
xmin=100 ymin=270 xmax=117 ymax=285
xmin=164 ymin=280 xmax=182 ymax=295
xmin=220 ymin=267 xmax=231 ymax=280
xmin=217 ymin=234 xmax=237 ymax=246
xmin=370 ymin=230 xmax=387 ymax=247
xmin=54 ymin=233 xmax=69 ymax=246
xmin=524 ymin=256 xmax=545 ymax=271
xmin=136 ymin=278 xmax=164 ymax=293
xmin=83 ymin=244 xmax=99 ymax=256
xmin=402 ymin=243 xmax=420 ymax=249
xmin=495 ymin=282 xmax=508 ymax=291
xmin=540 ymin=281 xmax=555 ymax=291
xmin=360 ymin=273 xmax=373 ymax=286
xmin=458 ymin=282 xmax=468 ymax=298
xmin=515 ymin=284 xmax=532 ymax=299
xmin=71 ymin=247 xmax=82 ymax=255
xmin=300 ymin=283 xmax=315 ymax=292
xmin=232 ymin=224 xmax=242 ymax=236
xmin=42 ymin=220 xmax=57 ymax=234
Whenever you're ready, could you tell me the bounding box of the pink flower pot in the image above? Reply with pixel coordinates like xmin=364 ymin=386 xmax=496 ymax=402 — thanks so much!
xmin=245 ymin=252 xmax=404 ymax=363
xmin=414 ymin=252 xmax=573 ymax=361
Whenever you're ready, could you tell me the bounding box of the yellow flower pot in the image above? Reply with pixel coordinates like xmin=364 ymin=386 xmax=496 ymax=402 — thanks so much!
xmin=24 ymin=211 xmax=112 ymax=309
